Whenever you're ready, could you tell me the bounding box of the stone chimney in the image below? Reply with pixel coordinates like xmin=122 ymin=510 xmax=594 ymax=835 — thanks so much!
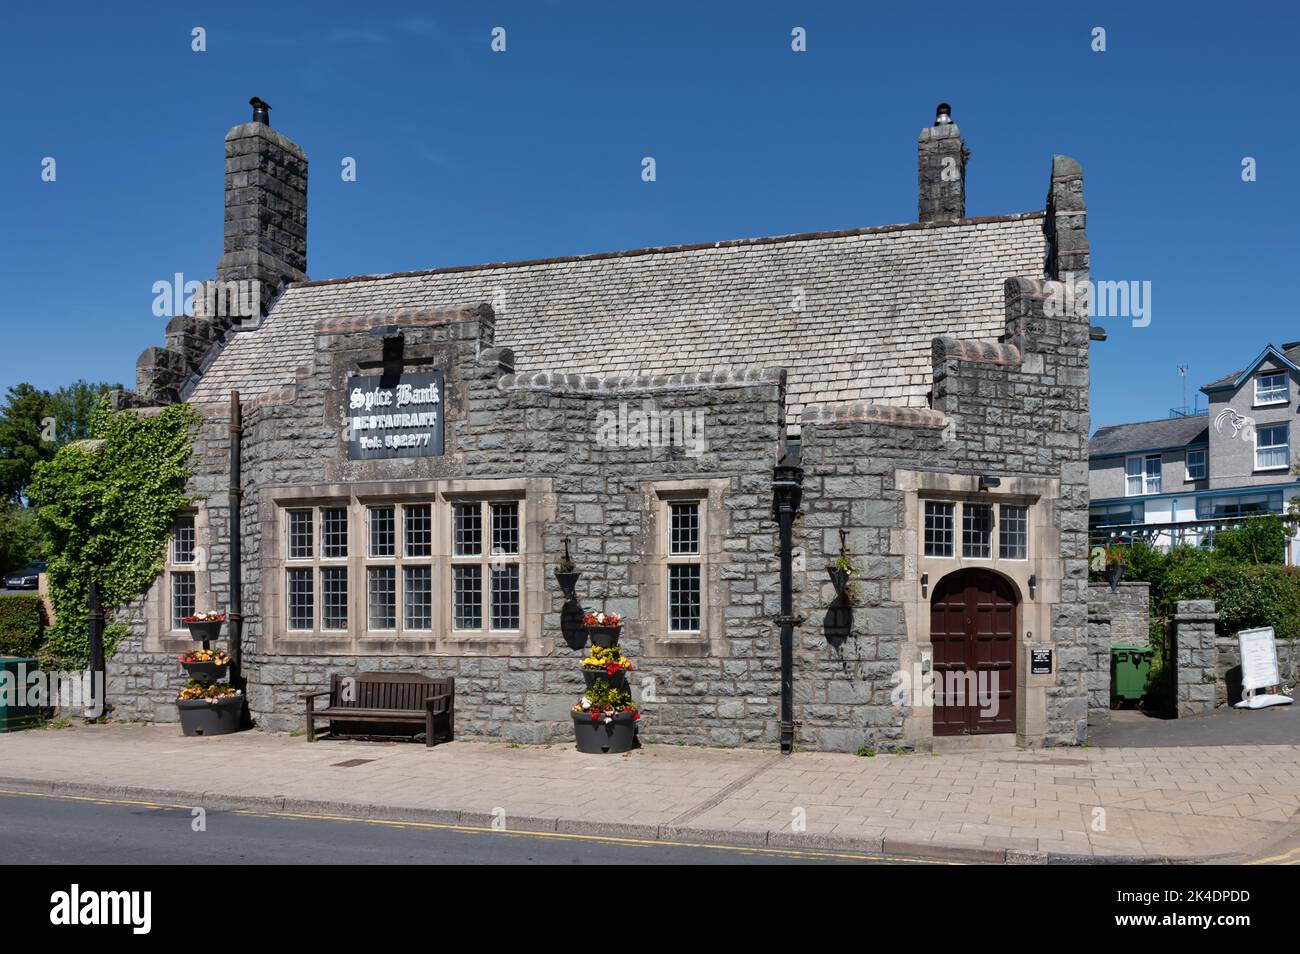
xmin=917 ymin=103 xmax=967 ymax=223
xmin=217 ymin=96 xmax=309 ymax=319
xmin=135 ymin=98 xmax=309 ymax=403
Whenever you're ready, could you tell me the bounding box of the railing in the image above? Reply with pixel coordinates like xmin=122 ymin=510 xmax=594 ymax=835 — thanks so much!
xmin=1089 ymin=514 xmax=1298 ymax=549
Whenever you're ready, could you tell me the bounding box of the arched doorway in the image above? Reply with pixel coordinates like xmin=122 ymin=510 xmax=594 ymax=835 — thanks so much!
xmin=929 ymin=569 xmax=1017 ymax=735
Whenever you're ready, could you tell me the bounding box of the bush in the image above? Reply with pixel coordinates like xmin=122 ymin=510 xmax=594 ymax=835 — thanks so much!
xmin=1215 ymin=565 xmax=1300 ymax=641
xmin=0 ymin=593 xmax=46 ymax=658
xmin=1211 ymin=515 xmax=1288 ymax=565
xmin=1109 ymin=534 xmax=1300 ymax=642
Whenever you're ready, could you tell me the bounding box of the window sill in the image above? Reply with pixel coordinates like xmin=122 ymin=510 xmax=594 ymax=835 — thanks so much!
xmin=644 ymin=635 xmax=710 ymax=659
xmin=1254 ymin=466 xmax=1290 ymax=473
xmin=1253 ymin=400 xmax=1288 ymax=408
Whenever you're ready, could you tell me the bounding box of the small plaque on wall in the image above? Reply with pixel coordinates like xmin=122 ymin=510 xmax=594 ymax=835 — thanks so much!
xmin=345 ymin=371 xmax=444 ymax=460
xmin=1031 ymin=649 xmax=1052 ymax=675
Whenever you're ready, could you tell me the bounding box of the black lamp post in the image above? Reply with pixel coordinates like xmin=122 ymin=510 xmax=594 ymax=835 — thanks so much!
xmin=771 ymin=461 xmax=804 ymax=754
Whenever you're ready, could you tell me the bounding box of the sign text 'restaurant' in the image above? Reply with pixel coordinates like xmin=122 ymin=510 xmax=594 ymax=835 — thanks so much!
xmin=346 ymin=371 xmax=445 ymax=459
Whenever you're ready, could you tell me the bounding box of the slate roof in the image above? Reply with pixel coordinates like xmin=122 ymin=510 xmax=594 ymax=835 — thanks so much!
xmin=187 ymin=213 xmax=1048 ymax=424
xmin=1089 ymin=415 xmax=1209 ymax=458
xmin=1201 ymin=342 xmax=1300 ymax=392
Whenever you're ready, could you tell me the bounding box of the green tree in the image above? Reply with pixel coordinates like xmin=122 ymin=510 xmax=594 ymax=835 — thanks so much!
xmin=0 ymin=380 xmax=120 ymax=503
xmin=0 ymin=501 xmax=44 ymax=573
xmin=0 ymin=384 xmax=53 ymax=503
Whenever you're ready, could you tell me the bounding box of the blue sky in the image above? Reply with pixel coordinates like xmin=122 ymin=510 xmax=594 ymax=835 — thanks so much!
xmin=1 ymin=0 xmax=1295 ymax=430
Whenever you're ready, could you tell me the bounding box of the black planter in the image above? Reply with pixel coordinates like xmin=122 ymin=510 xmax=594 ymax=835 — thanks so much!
xmin=572 ymin=709 xmax=637 ymax=754
xmin=180 ymin=661 xmax=228 ymax=682
xmin=554 ymin=569 xmax=581 ymax=600
xmin=583 ymin=668 xmax=629 ymax=691
xmin=177 ymin=695 xmax=243 ymax=737
xmin=587 ymin=625 xmax=621 ymax=648
xmin=827 ymin=566 xmax=850 ymax=597
xmin=1106 ymin=562 xmax=1126 ymax=592
xmin=185 ymin=620 xmax=223 ymax=642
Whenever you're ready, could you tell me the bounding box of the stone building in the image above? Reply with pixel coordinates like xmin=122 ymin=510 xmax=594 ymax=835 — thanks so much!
xmin=112 ymin=99 xmax=1094 ymax=751
xmin=1089 ymin=342 xmax=1300 ymax=559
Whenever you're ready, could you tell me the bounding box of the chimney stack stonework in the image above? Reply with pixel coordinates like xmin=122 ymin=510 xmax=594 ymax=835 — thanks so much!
xmin=135 ymin=99 xmax=309 ymax=401
xmin=217 ymin=97 xmax=309 ymax=318
xmin=917 ymin=104 xmax=967 ymax=222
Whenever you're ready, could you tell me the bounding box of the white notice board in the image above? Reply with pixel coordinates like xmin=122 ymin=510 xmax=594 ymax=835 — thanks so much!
xmin=1237 ymin=627 xmax=1281 ymax=693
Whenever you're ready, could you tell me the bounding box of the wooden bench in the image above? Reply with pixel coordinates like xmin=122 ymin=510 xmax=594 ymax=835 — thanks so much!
xmin=302 ymin=672 xmax=454 ymax=747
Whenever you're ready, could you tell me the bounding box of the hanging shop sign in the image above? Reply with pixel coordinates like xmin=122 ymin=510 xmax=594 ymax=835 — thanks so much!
xmin=345 ymin=371 xmax=444 ymax=460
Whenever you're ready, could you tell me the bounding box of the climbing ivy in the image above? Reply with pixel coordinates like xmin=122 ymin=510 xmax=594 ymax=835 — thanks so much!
xmin=27 ymin=402 xmax=198 ymax=668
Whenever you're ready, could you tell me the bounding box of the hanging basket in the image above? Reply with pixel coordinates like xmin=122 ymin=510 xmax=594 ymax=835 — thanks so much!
xmin=554 ymin=569 xmax=581 ymax=600
xmin=1106 ymin=561 xmax=1126 ymax=592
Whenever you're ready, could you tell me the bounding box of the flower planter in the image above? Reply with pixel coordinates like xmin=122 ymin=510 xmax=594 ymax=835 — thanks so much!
xmin=1106 ymin=562 xmax=1126 ymax=592
xmin=554 ymin=569 xmax=581 ymax=600
xmin=587 ymin=625 xmax=621 ymax=648
xmin=827 ymin=565 xmax=850 ymax=597
xmin=177 ymin=695 xmax=243 ymax=737
xmin=583 ymin=668 xmax=629 ymax=691
xmin=572 ymin=709 xmax=637 ymax=754
xmin=186 ymin=620 xmax=223 ymax=642
xmin=180 ymin=661 xmax=229 ymax=682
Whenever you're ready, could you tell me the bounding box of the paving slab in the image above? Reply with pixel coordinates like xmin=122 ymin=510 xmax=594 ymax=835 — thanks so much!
xmin=0 ymin=723 xmax=1295 ymax=863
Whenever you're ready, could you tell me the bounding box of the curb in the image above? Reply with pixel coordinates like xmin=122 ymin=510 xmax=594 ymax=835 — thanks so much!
xmin=0 ymin=775 xmax=1221 ymax=865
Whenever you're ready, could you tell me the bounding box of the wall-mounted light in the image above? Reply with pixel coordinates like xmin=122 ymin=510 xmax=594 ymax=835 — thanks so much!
xmin=920 ymin=571 xmax=929 ymax=594
xmin=978 ymin=475 xmax=1001 ymax=491
xmin=1028 ymin=574 xmax=1037 ymax=599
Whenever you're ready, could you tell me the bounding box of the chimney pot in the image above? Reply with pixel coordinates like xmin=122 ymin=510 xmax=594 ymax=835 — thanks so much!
xmin=918 ymin=103 xmax=966 ymax=222
xmin=250 ymin=96 xmax=271 ymax=126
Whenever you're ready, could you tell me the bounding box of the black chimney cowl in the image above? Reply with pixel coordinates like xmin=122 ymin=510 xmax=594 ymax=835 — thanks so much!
xmin=250 ymin=97 xmax=271 ymax=126
xmin=934 ymin=102 xmax=952 ymax=126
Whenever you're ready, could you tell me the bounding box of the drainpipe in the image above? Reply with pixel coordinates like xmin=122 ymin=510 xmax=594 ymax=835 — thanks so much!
xmin=86 ymin=576 xmax=105 ymax=720
xmin=772 ymin=458 xmax=804 ymax=753
xmin=228 ymin=391 xmax=246 ymax=724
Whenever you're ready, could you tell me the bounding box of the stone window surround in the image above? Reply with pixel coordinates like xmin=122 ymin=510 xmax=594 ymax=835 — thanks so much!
xmin=259 ymin=477 xmax=554 ymax=656
xmin=632 ymin=477 xmax=731 ymax=659
xmin=143 ymin=507 xmax=212 ymax=653
xmin=891 ymin=469 xmax=1063 ymax=747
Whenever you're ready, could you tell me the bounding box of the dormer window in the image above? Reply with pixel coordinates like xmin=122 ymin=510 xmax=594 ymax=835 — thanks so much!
xmin=1255 ymin=372 xmax=1288 ymax=405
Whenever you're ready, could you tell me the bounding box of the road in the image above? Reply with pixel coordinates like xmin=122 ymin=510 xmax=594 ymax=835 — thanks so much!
xmin=0 ymin=791 xmax=931 ymax=865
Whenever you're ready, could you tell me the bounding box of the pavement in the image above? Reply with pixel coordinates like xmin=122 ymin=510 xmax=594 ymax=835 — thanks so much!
xmin=1 ymin=723 xmax=1298 ymax=863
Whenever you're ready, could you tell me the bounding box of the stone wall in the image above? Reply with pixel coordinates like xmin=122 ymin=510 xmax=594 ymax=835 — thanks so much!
xmin=1215 ymin=635 xmax=1300 ymax=707
xmin=1172 ymin=600 xmax=1217 ymax=717
xmin=1088 ymin=582 xmax=1149 ymax=646
xmin=1086 ymin=600 xmax=1112 ymax=721
xmin=110 ymin=307 xmax=791 ymax=746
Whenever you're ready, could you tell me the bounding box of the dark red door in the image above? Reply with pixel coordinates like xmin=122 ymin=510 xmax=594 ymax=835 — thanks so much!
xmin=929 ymin=569 xmax=1017 ymax=735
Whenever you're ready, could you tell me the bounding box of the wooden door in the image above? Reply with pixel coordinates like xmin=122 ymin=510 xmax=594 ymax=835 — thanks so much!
xmin=929 ymin=569 xmax=1017 ymax=735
